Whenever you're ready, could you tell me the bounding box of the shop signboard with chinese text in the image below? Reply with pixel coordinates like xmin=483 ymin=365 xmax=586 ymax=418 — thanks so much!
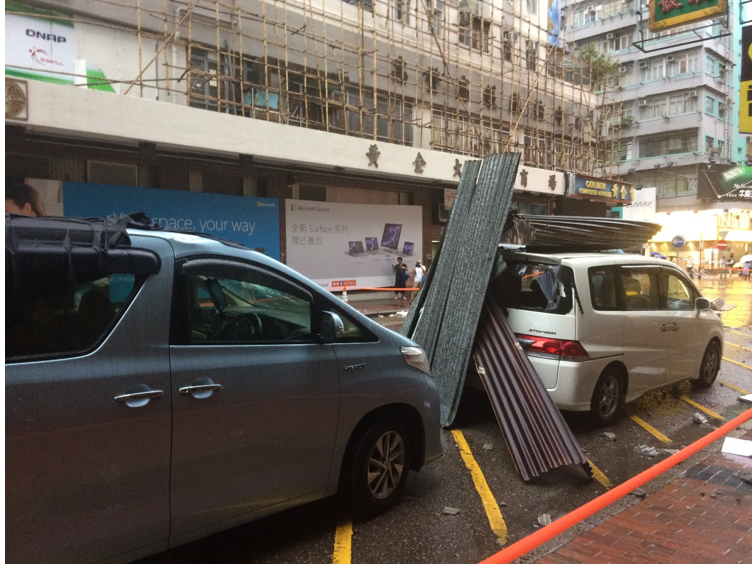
xmin=741 ymin=26 xmax=752 ymax=135
xmin=697 ymin=164 xmax=752 ymax=202
xmin=285 ymin=199 xmax=422 ymax=289
xmin=649 ymin=0 xmax=726 ymax=31
xmin=515 ymin=166 xmax=565 ymax=196
xmin=570 ymin=174 xmax=634 ymax=205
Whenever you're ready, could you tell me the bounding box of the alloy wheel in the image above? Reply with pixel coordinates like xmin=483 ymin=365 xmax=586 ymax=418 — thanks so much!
xmin=367 ymin=431 xmax=406 ymax=500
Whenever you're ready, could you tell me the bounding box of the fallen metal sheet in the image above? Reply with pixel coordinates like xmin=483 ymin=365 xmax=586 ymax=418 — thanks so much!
xmin=473 ymin=293 xmax=591 ymax=481
xmin=404 ymin=153 xmax=520 ymax=427
xmin=501 ymin=214 xmax=662 ymax=251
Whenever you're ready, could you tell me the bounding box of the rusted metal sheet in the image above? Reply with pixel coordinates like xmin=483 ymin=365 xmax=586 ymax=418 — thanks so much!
xmin=473 ymin=293 xmax=591 ymax=481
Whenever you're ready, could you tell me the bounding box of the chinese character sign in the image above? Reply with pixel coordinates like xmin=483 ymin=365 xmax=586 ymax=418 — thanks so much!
xmin=570 ymin=175 xmax=635 ymax=204
xmin=649 ymin=0 xmax=725 ymax=31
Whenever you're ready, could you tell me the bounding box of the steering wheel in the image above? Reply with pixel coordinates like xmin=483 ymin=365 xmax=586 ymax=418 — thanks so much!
xmin=217 ymin=313 xmax=263 ymax=341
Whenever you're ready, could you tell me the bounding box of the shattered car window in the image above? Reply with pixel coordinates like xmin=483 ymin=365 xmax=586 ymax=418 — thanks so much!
xmin=492 ymin=261 xmax=573 ymax=314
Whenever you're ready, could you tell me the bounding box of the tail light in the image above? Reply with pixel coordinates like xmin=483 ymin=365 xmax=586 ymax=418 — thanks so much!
xmin=515 ymin=334 xmax=590 ymax=362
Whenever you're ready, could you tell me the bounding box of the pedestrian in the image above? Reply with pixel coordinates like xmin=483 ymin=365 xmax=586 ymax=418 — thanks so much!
xmin=744 ymin=261 xmax=751 ymax=281
xmin=5 ymin=178 xmax=46 ymax=217
xmin=686 ymin=257 xmax=694 ymax=280
xmin=392 ymin=256 xmax=408 ymax=300
xmin=410 ymin=260 xmax=427 ymax=303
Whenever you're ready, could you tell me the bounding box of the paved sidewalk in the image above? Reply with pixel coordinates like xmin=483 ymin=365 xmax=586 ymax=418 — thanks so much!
xmin=534 ymin=429 xmax=752 ymax=564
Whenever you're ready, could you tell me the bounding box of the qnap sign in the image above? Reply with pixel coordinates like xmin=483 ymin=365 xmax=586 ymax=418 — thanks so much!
xmin=26 ymin=29 xmax=68 ymax=42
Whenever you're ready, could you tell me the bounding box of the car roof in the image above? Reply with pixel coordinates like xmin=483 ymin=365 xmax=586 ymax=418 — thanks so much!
xmin=501 ymin=250 xmax=678 ymax=268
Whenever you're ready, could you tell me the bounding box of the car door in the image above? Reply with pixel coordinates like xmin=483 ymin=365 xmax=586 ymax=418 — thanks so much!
xmin=5 ymin=236 xmax=173 ymax=563
xmin=168 ymin=257 xmax=340 ymax=542
xmin=660 ymin=268 xmax=706 ymax=380
xmin=618 ymin=265 xmax=676 ymax=393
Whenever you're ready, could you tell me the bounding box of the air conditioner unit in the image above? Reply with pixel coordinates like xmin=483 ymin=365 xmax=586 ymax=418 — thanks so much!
xmin=639 ymin=61 xmax=648 ymax=68
xmin=719 ymin=63 xmax=727 ymax=71
xmin=719 ymin=102 xmax=727 ymax=111
xmin=459 ymin=11 xmax=471 ymax=26
xmin=687 ymin=90 xmax=698 ymax=97
xmin=433 ymin=0 xmax=444 ymax=11
xmin=606 ymin=33 xmax=614 ymax=39
xmin=666 ymin=55 xmax=675 ymax=62
xmin=638 ymin=99 xmax=648 ymax=106
xmin=585 ymin=5 xmax=595 ymax=11
xmin=619 ymin=66 xmax=628 ymax=73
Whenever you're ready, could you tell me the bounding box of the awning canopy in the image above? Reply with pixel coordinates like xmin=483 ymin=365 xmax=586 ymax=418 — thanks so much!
xmin=724 ymin=229 xmax=752 ymax=243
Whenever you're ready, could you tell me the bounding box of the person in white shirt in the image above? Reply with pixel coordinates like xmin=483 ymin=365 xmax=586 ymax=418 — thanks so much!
xmin=411 ymin=260 xmax=427 ymax=303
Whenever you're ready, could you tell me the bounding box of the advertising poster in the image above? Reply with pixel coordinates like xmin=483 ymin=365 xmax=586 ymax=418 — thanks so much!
xmin=741 ymin=25 xmax=752 ymax=135
xmin=620 ymin=187 xmax=657 ymax=223
xmin=17 ymin=179 xmax=281 ymax=258
xmin=285 ymin=199 xmax=423 ymax=289
xmin=697 ymin=164 xmax=752 ymax=202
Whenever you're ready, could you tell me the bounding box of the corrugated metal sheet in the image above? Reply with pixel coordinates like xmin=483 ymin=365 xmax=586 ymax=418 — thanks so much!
xmin=473 ymin=293 xmax=591 ymax=481
xmin=501 ymin=214 xmax=662 ymax=251
xmin=403 ymin=153 xmax=520 ymax=427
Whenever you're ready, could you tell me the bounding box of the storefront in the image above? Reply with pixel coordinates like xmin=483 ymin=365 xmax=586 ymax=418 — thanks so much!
xmin=565 ymin=174 xmax=635 ymax=218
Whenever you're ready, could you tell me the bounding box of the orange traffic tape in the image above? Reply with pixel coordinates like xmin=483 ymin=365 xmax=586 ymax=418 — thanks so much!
xmin=480 ymin=406 xmax=752 ymax=564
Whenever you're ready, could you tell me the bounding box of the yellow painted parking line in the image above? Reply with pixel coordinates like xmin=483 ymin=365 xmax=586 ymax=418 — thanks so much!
xmin=680 ymin=396 xmax=726 ymax=421
xmin=629 ymin=415 xmax=672 ymax=444
xmin=587 ymin=458 xmax=612 ymax=490
xmin=726 ymin=329 xmax=752 ymax=339
xmin=332 ymin=512 xmax=353 ymax=564
xmin=723 ymin=357 xmax=752 ymax=371
xmin=725 ymin=341 xmax=752 ymax=353
xmin=719 ymin=380 xmax=751 ymax=395
xmin=452 ymin=430 xmax=508 ymax=545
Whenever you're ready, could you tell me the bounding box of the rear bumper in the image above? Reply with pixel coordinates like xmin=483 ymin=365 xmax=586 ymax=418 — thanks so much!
xmin=529 ymin=356 xmax=620 ymax=412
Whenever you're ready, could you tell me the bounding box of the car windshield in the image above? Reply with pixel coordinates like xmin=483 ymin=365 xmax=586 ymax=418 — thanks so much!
xmin=491 ymin=259 xmax=574 ymax=314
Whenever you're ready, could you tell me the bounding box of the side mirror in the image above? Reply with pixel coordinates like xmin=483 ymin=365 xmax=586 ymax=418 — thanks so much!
xmin=320 ymin=311 xmax=344 ymax=343
xmin=695 ymin=297 xmax=711 ymax=311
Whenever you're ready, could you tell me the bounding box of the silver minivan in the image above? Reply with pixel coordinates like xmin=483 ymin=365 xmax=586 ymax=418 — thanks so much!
xmin=492 ymin=251 xmax=724 ymax=425
xmin=5 ymin=215 xmax=442 ymax=563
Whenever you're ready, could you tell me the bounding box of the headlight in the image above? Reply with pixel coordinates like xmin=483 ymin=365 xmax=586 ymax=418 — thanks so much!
xmin=401 ymin=346 xmax=431 ymax=375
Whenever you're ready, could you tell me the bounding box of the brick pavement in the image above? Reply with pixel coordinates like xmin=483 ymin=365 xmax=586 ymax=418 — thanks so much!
xmin=535 ymin=432 xmax=752 ymax=564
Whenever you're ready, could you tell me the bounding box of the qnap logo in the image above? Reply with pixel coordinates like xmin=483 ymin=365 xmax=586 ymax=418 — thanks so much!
xmin=26 ymin=29 xmax=67 ymax=42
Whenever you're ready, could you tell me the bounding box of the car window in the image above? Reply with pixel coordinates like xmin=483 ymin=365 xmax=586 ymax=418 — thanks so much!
xmin=662 ymin=271 xmax=694 ymax=311
xmin=620 ymin=269 xmax=661 ymax=311
xmin=492 ymin=260 xmax=573 ymax=314
xmin=182 ymin=272 xmax=315 ymax=344
xmin=6 ymin=273 xmax=139 ymax=361
xmin=589 ymin=267 xmax=619 ymax=310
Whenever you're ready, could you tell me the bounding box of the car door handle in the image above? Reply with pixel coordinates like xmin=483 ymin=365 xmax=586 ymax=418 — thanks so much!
xmin=114 ymin=388 xmax=163 ymax=407
xmin=660 ymin=323 xmax=679 ymax=332
xmin=179 ymin=384 xmax=223 ymax=394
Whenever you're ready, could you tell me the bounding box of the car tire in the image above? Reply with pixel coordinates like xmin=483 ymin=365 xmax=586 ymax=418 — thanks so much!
xmin=693 ymin=341 xmax=720 ymax=389
xmin=590 ymin=367 xmax=624 ymax=426
xmin=346 ymin=416 xmax=411 ymax=516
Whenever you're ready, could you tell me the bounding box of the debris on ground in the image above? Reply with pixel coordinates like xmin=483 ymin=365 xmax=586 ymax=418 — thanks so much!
xmin=442 ymin=507 xmax=460 ymax=515
xmin=602 ymin=432 xmax=617 ymax=442
xmin=634 ymin=444 xmax=659 ymax=457
xmin=739 ymin=393 xmax=752 ymax=404
xmin=537 ymin=514 xmax=552 ymax=526
xmin=735 ymin=471 xmax=752 ymax=485
xmin=693 ymin=413 xmax=708 ymax=425
xmin=483 ymin=443 xmax=494 ymax=451
xmin=662 ymin=448 xmax=680 ymax=456
xmin=630 ymin=488 xmax=647 ymax=498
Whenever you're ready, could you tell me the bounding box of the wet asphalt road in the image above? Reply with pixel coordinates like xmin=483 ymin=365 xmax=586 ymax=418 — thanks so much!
xmin=147 ymin=279 xmax=752 ymax=564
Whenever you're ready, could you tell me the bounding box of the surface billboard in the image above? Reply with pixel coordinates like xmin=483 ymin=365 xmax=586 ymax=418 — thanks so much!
xmin=697 ymin=165 xmax=752 ymax=202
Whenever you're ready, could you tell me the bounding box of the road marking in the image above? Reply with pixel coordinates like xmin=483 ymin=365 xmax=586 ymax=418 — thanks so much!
xmin=725 ymin=341 xmax=752 ymax=353
xmin=723 ymin=357 xmax=752 ymax=371
xmin=452 ymin=430 xmax=508 ymax=545
xmin=629 ymin=415 xmax=672 ymax=444
xmin=680 ymin=396 xmax=726 ymax=421
xmin=587 ymin=458 xmax=612 ymax=489
xmin=726 ymin=329 xmax=752 ymax=339
xmin=332 ymin=512 xmax=353 ymax=564
xmin=719 ymin=380 xmax=751 ymax=395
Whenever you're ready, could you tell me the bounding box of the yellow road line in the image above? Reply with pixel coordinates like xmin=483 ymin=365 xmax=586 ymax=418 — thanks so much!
xmin=332 ymin=512 xmax=353 ymax=564
xmin=680 ymin=396 xmax=726 ymax=421
xmin=452 ymin=430 xmax=508 ymax=545
xmin=725 ymin=341 xmax=752 ymax=353
xmin=723 ymin=357 xmax=752 ymax=371
xmin=629 ymin=415 xmax=672 ymax=444
xmin=719 ymin=380 xmax=751 ymax=395
xmin=726 ymin=329 xmax=752 ymax=339
xmin=587 ymin=458 xmax=612 ymax=490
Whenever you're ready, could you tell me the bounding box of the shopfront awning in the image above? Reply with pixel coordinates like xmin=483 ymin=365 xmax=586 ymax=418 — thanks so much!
xmin=724 ymin=229 xmax=752 ymax=242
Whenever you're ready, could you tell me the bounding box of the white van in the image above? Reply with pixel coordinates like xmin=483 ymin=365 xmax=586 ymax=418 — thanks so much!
xmin=490 ymin=252 xmax=724 ymax=425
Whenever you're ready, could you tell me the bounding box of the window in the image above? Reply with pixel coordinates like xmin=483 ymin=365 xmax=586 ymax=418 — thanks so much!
xmin=528 ymin=0 xmax=537 ymax=15
xmin=504 ymin=31 xmax=513 ymax=62
xmin=598 ymin=32 xmax=632 ymax=53
xmin=181 ymin=269 xmax=315 ymax=344
xmin=7 ymin=269 xmax=142 ymax=361
xmin=527 ymin=41 xmax=538 ymax=71
xmin=705 ymin=54 xmax=716 ymax=76
xmin=621 ymin=269 xmax=661 ymax=311
xmin=656 ymin=177 xmax=695 ymax=198
xmin=394 ymin=0 xmax=411 ymax=24
xmin=589 ymin=267 xmax=619 ymax=310
xmin=493 ymin=261 xmax=573 ymax=314
xmin=639 ymin=97 xmax=666 ymax=120
xmin=668 ymin=94 xmax=696 ymax=116
xmin=662 ymin=272 xmax=694 ymax=311
xmin=640 ymin=132 xmax=698 ymax=157
xmin=705 ymin=95 xmax=715 ymax=115
xmin=705 ymin=135 xmax=714 ymax=153
xmin=717 ymin=140 xmax=725 ymax=157
xmin=718 ymin=102 xmax=727 ymax=119
xmin=667 ymin=52 xmax=699 ymax=76
xmin=640 ymin=59 xmax=664 ymax=82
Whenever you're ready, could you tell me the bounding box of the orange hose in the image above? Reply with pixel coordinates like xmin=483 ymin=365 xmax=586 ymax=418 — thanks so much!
xmin=480 ymin=407 xmax=752 ymax=564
